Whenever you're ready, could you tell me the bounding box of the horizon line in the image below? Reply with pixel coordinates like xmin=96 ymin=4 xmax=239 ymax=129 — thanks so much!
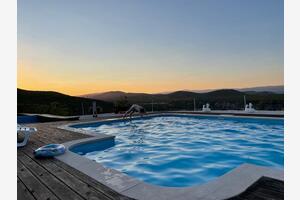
xmin=17 ymin=84 xmax=284 ymax=96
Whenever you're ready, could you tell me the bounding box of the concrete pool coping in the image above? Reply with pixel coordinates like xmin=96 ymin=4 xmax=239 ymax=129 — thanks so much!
xmin=57 ymin=113 xmax=284 ymax=200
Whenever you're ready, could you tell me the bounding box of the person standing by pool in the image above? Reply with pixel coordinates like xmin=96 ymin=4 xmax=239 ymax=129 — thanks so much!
xmin=123 ymin=104 xmax=146 ymax=119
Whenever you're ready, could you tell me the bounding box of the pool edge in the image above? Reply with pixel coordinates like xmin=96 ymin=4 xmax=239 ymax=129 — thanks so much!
xmin=57 ymin=135 xmax=283 ymax=200
xmin=56 ymin=113 xmax=284 ymax=200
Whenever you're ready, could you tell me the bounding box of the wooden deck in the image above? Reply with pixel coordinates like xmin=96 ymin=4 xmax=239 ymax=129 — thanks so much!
xmin=17 ymin=121 xmax=133 ymax=200
xmin=17 ymin=120 xmax=283 ymax=200
xmin=227 ymin=177 xmax=284 ymax=200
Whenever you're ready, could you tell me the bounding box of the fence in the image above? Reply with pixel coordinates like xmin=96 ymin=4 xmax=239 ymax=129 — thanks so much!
xmin=138 ymin=99 xmax=245 ymax=112
xmin=82 ymin=98 xmax=283 ymax=115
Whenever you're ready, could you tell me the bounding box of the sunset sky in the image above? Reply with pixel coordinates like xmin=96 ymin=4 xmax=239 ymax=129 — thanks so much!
xmin=18 ymin=0 xmax=283 ymax=96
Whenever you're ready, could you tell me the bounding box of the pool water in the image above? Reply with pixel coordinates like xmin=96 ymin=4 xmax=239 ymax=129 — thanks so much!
xmin=72 ymin=115 xmax=284 ymax=187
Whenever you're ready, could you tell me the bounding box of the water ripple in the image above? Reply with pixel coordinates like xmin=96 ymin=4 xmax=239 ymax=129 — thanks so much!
xmin=80 ymin=115 xmax=283 ymax=187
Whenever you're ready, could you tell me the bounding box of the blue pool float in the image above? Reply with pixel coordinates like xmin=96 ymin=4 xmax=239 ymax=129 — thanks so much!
xmin=34 ymin=144 xmax=66 ymax=158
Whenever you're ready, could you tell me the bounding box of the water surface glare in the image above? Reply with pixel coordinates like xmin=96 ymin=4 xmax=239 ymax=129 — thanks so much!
xmin=74 ymin=115 xmax=283 ymax=187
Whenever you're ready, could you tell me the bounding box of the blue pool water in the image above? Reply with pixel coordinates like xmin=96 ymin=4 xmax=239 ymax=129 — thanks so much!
xmin=71 ymin=115 xmax=284 ymax=187
xmin=17 ymin=115 xmax=39 ymax=124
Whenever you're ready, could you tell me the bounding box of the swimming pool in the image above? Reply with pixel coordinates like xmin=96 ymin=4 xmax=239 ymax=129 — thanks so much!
xmin=70 ymin=114 xmax=283 ymax=187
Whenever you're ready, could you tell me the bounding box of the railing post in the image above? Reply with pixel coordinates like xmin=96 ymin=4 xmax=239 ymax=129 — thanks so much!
xmin=151 ymin=99 xmax=154 ymax=113
xmin=81 ymin=102 xmax=84 ymax=115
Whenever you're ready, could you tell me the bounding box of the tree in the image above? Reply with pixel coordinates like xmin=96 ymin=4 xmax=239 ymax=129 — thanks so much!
xmin=114 ymin=96 xmax=130 ymax=113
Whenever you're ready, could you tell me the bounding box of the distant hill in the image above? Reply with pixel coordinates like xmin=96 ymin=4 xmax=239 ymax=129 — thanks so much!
xmin=81 ymin=91 xmax=151 ymax=102
xmin=82 ymin=85 xmax=284 ymax=100
xmin=18 ymin=86 xmax=284 ymax=117
xmin=172 ymin=85 xmax=284 ymax=94
xmin=18 ymin=89 xmax=114 ymax=116
xmin=237 ymin=85 xmax=284 ymax=94
xmin=81 ymin=89 xmax=284 ymax=111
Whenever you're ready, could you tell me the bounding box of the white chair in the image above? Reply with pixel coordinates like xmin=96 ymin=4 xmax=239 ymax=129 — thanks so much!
xmin=245 ymin=103 xmax=255 ymax=113
xmin=17 ymin=124 xmax=37 ymax=147
xmin=202 ymin=103 xmax=211 ymax=112
xmin=206 ymin=103 xmax=211 ymax=111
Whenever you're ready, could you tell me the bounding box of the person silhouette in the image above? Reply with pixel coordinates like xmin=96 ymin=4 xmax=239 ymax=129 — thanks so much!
xmin=123 ymin=104 xmax=146 ymax=119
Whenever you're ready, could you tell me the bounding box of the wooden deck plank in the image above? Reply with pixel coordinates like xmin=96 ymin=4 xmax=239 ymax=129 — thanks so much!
xmin=21 ymin=137 xmax=132 ymax=200
xmin=19 ymin=149 xmax=114 ymax=200
xmin=17 ymin=160 xmax=59 ymax=200
xmin=51 ymin=159 xmax=131 ymax=200
xmin=18 ymin=122 xmax=134 ymax=200
xmin=226 ymin=177 xmax=284 ymax=200
xmin=18 ymin=152 xmax=84 ymax=200
xmin=17 ymin=177 xmax=36 ymax=200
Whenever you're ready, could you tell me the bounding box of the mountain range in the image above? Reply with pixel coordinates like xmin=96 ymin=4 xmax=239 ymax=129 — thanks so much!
xmin=80 ymin=85 xmax=284 ymax=102
xmin=79 ymin=86 xmax=283 ymax=111
xmin=156 ymin=85 xmax=283 ymax=94
xmin=17 ymin=85 xmax=284 ymax=116
xmin=18 ymin=88 xmax=114 ymax=116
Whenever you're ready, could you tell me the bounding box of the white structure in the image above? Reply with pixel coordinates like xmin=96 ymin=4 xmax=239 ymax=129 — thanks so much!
xmin=17 ymin=124 xmax=37 ymax=147
xmin=202 ymin=103 xmax=211 ymax=112
xmin=245 ymin=102 xmax=255 ymax=113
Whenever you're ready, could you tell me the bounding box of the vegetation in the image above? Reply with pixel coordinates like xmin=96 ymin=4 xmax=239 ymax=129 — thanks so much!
xmin=18 ymin=88 xmax=284 ymax=116
xmin=165 ymin=90 xmax=283 ymax=111
xmin=17 ymin=89 xmax=114 ymax=116
xmin=85 ymin=89 xmax=284 ymax=112
xmin=113 ymin=96 xmax=130 ymax=113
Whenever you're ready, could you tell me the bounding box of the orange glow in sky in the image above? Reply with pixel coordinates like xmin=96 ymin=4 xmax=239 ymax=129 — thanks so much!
xmin=18 ymin=0 xmax=283 ymax=96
